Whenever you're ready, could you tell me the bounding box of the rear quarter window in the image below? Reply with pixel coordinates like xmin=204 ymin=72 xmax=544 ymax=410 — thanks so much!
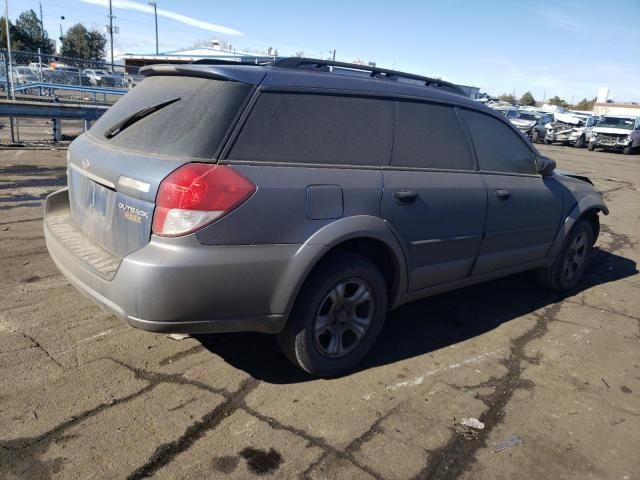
xmin=228 ymin=93 xmax=395 ymax=166
xmin=89 ymin=76 xmax=252 ymax=159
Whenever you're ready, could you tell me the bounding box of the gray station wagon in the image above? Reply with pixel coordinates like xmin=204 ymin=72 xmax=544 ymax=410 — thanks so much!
xmin=44 ymin=58 xmax=608 ymax=376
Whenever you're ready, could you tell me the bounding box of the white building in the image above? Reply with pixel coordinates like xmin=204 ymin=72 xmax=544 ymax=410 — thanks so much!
xmin=593 ymin=103 xmax=640 ymax=117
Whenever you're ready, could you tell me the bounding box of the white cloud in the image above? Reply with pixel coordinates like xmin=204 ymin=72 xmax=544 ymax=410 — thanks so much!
xmin=79 ymin=0 xmax=244 ymax=36
xmin=537 ymin=10 xmax=584 ymax=32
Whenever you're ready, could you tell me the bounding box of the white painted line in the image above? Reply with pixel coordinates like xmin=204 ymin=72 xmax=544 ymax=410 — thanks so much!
xmin=362 ymin=349 xmax=503 ymax=400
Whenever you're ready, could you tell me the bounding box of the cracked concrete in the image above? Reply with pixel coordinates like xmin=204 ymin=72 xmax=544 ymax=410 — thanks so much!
xmin=0 ymin=145 xmax=638 ymax=479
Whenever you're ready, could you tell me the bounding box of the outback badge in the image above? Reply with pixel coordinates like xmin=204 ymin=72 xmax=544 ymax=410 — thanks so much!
xmin=119 ymin=202 xmax=149 ymax=223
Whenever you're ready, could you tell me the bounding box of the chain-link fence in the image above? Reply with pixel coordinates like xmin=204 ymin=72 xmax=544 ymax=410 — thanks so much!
xmin=1 ymin=49 xmax=141 ymax=106
xmin=0 ymin=49 xmax=139 ymax=145
xmin=0 ymin=49 xmax=276 ymax=145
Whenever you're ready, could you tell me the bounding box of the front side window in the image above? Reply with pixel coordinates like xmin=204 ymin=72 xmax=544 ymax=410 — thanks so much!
xmin=461 ymin=109 xmax=536 ymax=174
xmin=392 ymin=102 xmax=473 ymax=170
xmin=229 ymin=93 xmax=395 ymax=166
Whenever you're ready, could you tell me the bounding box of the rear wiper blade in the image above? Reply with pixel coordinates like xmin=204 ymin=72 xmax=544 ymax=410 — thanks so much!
xmin=104 ymin=97 xmax=180 ymax=139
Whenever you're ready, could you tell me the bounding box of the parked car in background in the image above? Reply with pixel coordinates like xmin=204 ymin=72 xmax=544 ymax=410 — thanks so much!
xmin=46 ymin=65 xmax=91 ymax=86
xmin=11 ymin=67 xmax=38 ymax=93
xmin=13 ymin=66 xmax=38 ymax=85
xmin=28 ymin=62 xmax=51 ymax=77
xmin=83 ymin=69 xmax=114 ymax=87
xmin=491 ymin=105 xmax=519 ymax=120
xmin=511 ymin=110 xmax=540 ymax=138
xmin=545 ymin=112 xmax=596 ymax=148
xmin=125 ymin=71 xmax=145 ymax=88
xmin=44 ymin=59 xmax=608 ymax=376
xmin=111 ymin=71 xmax=127 ymax=87
xmin=531 ymin=113 xmax=554 ymax=143
xmin=589 ymin=116 xmax=640 ymax=154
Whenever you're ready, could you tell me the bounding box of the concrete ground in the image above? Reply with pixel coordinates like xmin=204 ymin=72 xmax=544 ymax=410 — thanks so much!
xmin=0 ymin=145 xmax=638 ymax=480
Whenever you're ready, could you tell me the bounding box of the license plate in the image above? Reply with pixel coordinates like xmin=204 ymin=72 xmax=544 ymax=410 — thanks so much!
xmin=84 ymin=179 xmax=109 ymax=217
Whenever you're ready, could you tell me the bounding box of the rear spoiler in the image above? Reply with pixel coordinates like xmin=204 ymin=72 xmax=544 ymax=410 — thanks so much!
xmin=139 ymin=64 xmax=266 ymax=85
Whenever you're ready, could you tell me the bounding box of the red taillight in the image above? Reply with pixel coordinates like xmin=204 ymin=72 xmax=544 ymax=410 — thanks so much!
xmin=152 ymin=163 xmax=255 ymax=236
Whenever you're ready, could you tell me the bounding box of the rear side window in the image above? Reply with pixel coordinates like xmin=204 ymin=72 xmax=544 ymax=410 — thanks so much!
xmin=392 ymin=102 xmax=473 ymax=170
xmin=461 ymin=109 xmax=536 ymax=174
xmin=89 ymin=76 xmax=252 ymax=159
xmin=228 ymin=93 xmax=394 ymax=166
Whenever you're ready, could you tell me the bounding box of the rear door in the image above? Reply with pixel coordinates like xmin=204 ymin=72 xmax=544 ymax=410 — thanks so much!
xmin=381 ymin=101 xmax=487 ymax=290
xmin=459 ymin=109 xmax=563 ymax=275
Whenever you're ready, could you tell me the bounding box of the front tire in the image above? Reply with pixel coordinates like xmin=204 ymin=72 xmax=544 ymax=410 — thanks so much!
xmin=588 ymin=142 xmax=595 ymax=151
xmin=574 ymin=135 xmax=585 ymax=148
xmin=623 ymin=144 xmax=633 ymax=155
xmin=277 ymin=253 xmax=388 ymax=377
xmin=537 ymin=219 xmax=594 ymax=291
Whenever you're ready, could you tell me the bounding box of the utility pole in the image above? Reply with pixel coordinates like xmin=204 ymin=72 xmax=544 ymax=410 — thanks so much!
xmin=148 ymin=2 xmax=158 ymax=55
xmin=39 ymin=2 xmax=44 ymax=44
xmin=332 ymin=49 xmax=336 ymax=61
xmin=4 ymin=0 xmax=14 ymax=100
xmin=4 ymin=0 xmax=16 ymax=143
xmin=108 ymin=0 xmax=115 ymax=71
xmin=59 ymin=16 xmax=64 ymax=53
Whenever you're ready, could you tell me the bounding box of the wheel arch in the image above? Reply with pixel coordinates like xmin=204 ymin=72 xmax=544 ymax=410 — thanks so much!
xmin=270 ymin=215 xmax=409 ymax=322
xmin=548 ymin=195 xmax=608 ymax=258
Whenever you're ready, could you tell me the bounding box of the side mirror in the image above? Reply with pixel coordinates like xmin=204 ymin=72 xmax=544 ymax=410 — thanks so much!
xmin=537 ymin=156 xmax=556 ymax=176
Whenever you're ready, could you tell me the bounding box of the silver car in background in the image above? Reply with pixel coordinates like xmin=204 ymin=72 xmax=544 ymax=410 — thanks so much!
xmin=589 ymin=116 xmax=640 ymax=154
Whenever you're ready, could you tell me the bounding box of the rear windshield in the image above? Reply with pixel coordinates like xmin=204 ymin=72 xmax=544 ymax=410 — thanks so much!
xmin=89 ymin=76 xmax=252 ymax=159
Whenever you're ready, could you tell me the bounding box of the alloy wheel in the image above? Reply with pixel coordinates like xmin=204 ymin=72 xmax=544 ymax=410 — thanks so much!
xmin=313 ymin=279 xmax=374 ymax=358
xmin=563 ymin=232 xmax=588 ymax=282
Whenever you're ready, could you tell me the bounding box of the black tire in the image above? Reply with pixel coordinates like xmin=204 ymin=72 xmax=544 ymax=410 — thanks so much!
xmin=532 ymin=130 xmax=540 ymax=143
xmin=588 ymin=142 xmax=595 ymax=151
xmin=277 ymin=253 xmax=388 ymax=377
xmin=623 ymin=144 xmax=633 ymax=155
xmin=537 ymin=219 xmax=594 ymax=291
xmin=544 ymin=138 xmax=552 ymax=145
xmin=574 ymin=135 xmax=585 ymax=148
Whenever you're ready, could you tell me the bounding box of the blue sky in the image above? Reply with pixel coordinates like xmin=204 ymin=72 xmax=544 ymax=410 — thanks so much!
xmin=10 ymin=0 xmax=640 ymax=101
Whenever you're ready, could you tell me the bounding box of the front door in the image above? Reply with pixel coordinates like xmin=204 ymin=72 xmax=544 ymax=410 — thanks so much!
xmin=459 ymin=109 xmax=563 ymax=275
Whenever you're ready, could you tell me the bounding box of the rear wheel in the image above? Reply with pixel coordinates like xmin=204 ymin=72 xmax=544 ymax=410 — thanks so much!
xmin=532 ymin=130 xmax=540 ymax=143
xmin=537 ymin=219 xmax=594 ymax=291
xmin=277 ymin=253 xmax=387 ymax=377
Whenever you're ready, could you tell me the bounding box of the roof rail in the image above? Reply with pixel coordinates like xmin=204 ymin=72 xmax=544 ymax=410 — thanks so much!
xmin=272 ymin=57 xmax=467 ymax=96
xmin=191 ymin=58 xmax=272 ymax=66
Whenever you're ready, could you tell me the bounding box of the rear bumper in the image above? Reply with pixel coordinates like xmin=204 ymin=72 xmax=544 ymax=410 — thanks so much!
xmin=44 ymin=188 xmax=305 ymax=334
